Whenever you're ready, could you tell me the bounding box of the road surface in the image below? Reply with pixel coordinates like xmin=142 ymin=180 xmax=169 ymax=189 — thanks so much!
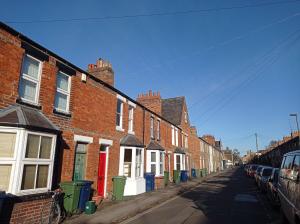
xmin=121 ymin=168 xmax=279 ymax=224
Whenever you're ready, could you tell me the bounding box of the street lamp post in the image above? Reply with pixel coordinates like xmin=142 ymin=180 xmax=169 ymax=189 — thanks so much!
xmin=290 ymin=113 xmax=300 ymax=150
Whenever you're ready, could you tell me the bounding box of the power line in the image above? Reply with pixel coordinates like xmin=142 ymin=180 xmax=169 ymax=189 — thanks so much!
xmin=196 ymin=28 xmax=300 ymax=126
xmin=188 ymin=12 xmax=300 ymax=110
xmin=3 ymin=0 xmax=300 ymax=24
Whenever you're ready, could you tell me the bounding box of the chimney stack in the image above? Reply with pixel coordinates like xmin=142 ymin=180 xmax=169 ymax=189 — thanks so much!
xmin=137 ymin=90 xmax=162 ymax=115
xmin=190 ymin=126 xmax=198 ymax=136
xmin=202 ymin=135 xmax=216 ymax=146
xmin=87 ymin=58 xmax=114 ymax=86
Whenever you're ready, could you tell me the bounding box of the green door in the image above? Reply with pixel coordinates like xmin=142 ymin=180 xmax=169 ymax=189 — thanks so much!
xmin=73 ymin=143 xmax=87 ymax=181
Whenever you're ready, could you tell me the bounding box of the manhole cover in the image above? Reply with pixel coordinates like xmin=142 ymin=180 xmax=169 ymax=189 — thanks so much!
xmin=234 ymin=194 xmax=258 ymax=202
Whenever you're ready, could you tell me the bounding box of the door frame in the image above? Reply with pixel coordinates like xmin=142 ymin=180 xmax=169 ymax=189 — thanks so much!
xmin=167 ymin=151 xmax=172 ymax=181
xmin=99 ymin=138 xmax=113 ymax=198
xmin=73 ymin=134 xmax=94 ymax=181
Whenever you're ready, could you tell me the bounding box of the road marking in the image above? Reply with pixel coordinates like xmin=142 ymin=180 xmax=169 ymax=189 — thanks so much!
xmin=234 ymin=194 xmax=258 ymax=202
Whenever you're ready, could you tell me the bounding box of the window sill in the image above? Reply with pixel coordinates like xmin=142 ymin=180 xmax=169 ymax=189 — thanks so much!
xmin=16 ymin=98 xmax=42 ymax=110
xmin=128 ymin=130 xmax=135 ymax=135
xmin=14 ymin=191 xmax=52 ymax=202
xmin=53 ymin=108 xmax=72 ymax=118
xmin=116 ymin=126 xmax=124 ymax=132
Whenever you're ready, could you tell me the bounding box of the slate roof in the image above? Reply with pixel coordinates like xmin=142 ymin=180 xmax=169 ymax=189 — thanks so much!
xmin=161 ymin=97 xmax=185 ymax=125
xmin=0 ymin=104 xmax=59 ymax=133
xmin=146 ymin=140 xmax=165 ymax=151
xmin=174 ymin=147 xmax=186 ymax=154
xmin=120 ymin=134 xmax=144 ymax=147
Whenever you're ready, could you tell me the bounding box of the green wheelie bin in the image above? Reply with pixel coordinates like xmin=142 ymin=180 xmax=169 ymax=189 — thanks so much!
xmin=164 ymin=171 xmax=169 ymax=186
xmin=60 ymin=181 xmax=84 ymax=214
xmin=112 ymin=176 xmax=126 ymax=201
xmin=173 ymin=170 xmax=181 ymax=184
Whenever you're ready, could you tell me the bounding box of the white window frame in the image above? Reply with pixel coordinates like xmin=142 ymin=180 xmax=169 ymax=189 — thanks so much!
xmin=184 ymin=112 xmax=188 ymax=123
xmin=119 ymin=146 xmax=144 ymax=180
xmin=150 ymin=116 xmax=154 ymax=139
xmin=174 ymin=153 xmax=185 ymax=171
xmin=185 ymin=135 xmax=188 ymax=148
xmin=128 ymin=106 xmax=134 ymax=134
xmin=0 ymin=127 xmax=56 ymax=195
xmin=19 ymin=54 xmax=42 ymax=105
xmin=175 ymin=128 xmax=178 ymax=146
xmin=116 ymin=98 xmax=124 ymax=131
xmin=54 ymin=71 xmax=71 ymax=113
xmin=171 ymin=126 xmax=175 ymax=145
xmin=157 ymin=119 xmax=160 ymax=141
xmin=171 ymin=126 xmax=178 ymax=146
xmin=146 ymin=150 xmax=164 ymax=177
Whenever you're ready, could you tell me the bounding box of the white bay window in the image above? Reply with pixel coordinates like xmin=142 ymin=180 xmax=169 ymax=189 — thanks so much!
xmin=119 ymin=146 xmax=145 ymax=196
xmin=174 ymin=153 xmax=185 ymax=171
xmin=119 ymin=146 xmax=144 ymax=179
xmin=146 ymin=150 xmax=165 ymax=176
xmin=0 ymin=127 xmax=56 ymax=195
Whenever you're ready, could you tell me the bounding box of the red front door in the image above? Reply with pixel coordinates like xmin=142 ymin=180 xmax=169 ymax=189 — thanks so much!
xmin=97 ymin=152 xmax=106 ymax=197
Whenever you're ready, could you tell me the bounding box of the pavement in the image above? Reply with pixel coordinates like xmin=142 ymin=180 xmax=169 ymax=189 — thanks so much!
xmin=64 ymin=171 xmax=221 ymax=224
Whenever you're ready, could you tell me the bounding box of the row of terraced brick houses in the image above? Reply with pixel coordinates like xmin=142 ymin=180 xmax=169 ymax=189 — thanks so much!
xmin=0 ymin=22 xmax=224 ymax=223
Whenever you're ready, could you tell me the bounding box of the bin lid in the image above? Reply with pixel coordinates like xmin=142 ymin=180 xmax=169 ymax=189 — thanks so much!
xmin=59 ymin=181 xmax=84 ymax=186
xmin=112 ymin=176 xmax=126 ymax=180
xmin=74 ymin=180 xmax=94 ymax=185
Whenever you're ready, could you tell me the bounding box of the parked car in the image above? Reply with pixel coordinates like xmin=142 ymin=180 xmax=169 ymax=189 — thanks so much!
xmin=244 ymin=164 xmax=249 ymax=174
xmin=278 ymin=150 xmax=300 ymax=224
xmin=248 ymin=164 xmax=258 ymax=178
xmin=254 ymin=165 xmax=264 ymax=184
xmin=266 ymin=168 xmax=280 ymax=207
xmin=257 ymin=166 xmax=273 ymax=192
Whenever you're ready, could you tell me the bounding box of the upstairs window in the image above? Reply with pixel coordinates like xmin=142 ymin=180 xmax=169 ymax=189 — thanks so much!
xmin=175 ymin=128 xmax=178 ymax=146
xmin=128 ymin=106 xmax=134 ymax=133
xmin=171 ymin=126 xmax=179 ymax=146
xmin=54 ymin=71 xmax=71 ymax=113
xmin=150 ymin=117 xmax=154 ymax=139
xmin=19 ymin=55 xmax=42 ymax=105
xmin=172 ymin=126 xmax=175 ymax=145
xmin=185 ymin=135 xmax=188 ymax=148
xmin=116 ymin=99 xmax=123 ymax=130
xmin=184 ymin=112 xmax=188 ymax=123
xmin=157 ymin=120 xmax=160 ymax=140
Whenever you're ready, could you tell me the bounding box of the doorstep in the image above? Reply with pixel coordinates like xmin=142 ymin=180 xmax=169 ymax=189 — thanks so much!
xmin=64 ymin=171 xmax=224 ymax=224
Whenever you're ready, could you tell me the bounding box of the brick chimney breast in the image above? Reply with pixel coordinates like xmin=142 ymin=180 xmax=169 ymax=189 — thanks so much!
xmin=137 ymin=90 xmax=162 ymax=115
xmin=87 ymin=58 xmax=114 ymax=86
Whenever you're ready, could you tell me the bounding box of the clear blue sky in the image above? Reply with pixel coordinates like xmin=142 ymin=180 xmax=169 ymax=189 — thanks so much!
xmin=1 ymin=0 xmax=300 ymax=155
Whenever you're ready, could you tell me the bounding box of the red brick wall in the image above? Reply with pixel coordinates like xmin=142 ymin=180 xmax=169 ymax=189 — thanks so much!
xmin=9 ymin=198 xmax=52 ymax=224
xmin=0 ymin=29 xmax=23 ymax=108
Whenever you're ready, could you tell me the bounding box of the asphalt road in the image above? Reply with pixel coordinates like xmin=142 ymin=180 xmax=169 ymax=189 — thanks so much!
xmin=121 ymin=168 xmax=280 ymax=224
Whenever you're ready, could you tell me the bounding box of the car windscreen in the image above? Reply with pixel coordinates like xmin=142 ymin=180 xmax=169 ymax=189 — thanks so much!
xmin=262 ymin=168 xmax=272 ymax=176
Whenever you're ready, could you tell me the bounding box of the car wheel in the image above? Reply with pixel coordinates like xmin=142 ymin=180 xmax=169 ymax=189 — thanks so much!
xmin=279 ymin=207 xmax=289 ymax=224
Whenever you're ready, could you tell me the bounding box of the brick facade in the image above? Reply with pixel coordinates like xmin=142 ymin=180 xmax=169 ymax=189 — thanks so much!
xmin=0 ymin=22 xmax=224 ymax=223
